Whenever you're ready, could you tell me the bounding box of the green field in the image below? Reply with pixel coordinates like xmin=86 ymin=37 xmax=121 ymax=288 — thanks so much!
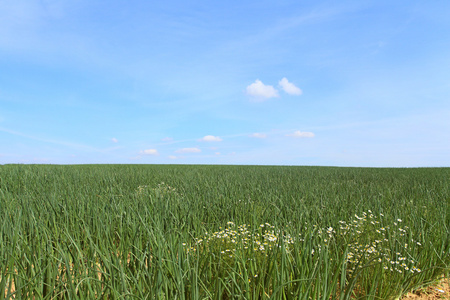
xmin=0 ymin=164 xmax=449 ymax=299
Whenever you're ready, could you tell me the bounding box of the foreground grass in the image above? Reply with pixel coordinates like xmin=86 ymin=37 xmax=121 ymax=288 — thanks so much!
xmin=0 ymin=164 xmax=448 ymax=299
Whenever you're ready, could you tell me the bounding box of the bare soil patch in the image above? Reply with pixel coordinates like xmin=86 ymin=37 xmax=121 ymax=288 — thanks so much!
xmin=402 ymin=276 xmax=449 ymax=299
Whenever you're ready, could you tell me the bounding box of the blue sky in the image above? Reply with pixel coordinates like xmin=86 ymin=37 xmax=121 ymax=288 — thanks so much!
xmin=1 ymin=0 xmax=449 ymax=166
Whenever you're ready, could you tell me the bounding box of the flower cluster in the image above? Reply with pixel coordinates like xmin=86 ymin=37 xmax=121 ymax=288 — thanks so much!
xmin=136 ymin=182 xmax=181 ymax=197
xmin=339 ymin=210 xmax=422 ymax=274
xmin=184 ymin=222 xmax=294 ymax=257
xmin=183 ymin=210 xmax=423 ymax=277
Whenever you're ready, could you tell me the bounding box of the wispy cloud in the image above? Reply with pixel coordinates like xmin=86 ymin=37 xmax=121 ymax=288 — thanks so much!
xmin=111 ymin=137 xmax=118 ymax=143
xmin=279 ymin=78 xmax=302 ymax=95
xmin=175 ymin=147 xmax=201 ymax=153
xmin=246 ymin=80 xmax=279 ymax=100
xmin=162 ymin=137 xmax=173 ymax=142
xmin=0 ymin=126 xmax=105 ymax=152
xmin=139 ymin=149 xmax=159 ymax=155
xmin=250 ymin=132 xmax=267 ymax=139
xmin=199 ymin=135 xmax=222 ymax=142
xmin=286 ymin=130 xmax=315 ymax=138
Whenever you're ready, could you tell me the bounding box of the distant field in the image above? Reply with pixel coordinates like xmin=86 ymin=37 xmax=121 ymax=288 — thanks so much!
xmin=0 ymin=164 xmax=449 ymax=299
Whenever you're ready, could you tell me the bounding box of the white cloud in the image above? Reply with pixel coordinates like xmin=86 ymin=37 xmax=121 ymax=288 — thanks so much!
xmin=279 ymin=78 xmax=302 ymax=95
xmin=111 ymin=137 xmax=118 ymax=143
xmin=286 ymin=130 xmax=315 ymax=138
xmin=250 ymin=133 xmax=267 ymax=139
xmin=168 ymin=155 xmax=177 ymax=159
xmin=175 ymin=147 xmax=201 ymax=153
xmin=200 ymin=135 xmax=222 ymax=142
xmin=246 ymin=80 xmax=279 ymax=99
xmin=162 ymin=137 xmax=173 ymax=142
xmin=215 ymin=152 xmax=221 ymax=155
xmin=140 ymin=149 xmax=159 ymax=155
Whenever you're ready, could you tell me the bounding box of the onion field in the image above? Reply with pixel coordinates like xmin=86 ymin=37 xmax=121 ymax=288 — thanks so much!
xmin=0 ymin=164 xmax=449 ymax=299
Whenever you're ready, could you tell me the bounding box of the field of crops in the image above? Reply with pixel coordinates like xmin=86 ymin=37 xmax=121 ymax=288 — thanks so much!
xmin=0 ymin=164 xmax=449 ymax=299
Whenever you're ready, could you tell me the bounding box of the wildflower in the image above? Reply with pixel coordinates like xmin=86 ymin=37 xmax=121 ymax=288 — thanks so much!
xmin=355 ymin=214 xmax=363 ymax=220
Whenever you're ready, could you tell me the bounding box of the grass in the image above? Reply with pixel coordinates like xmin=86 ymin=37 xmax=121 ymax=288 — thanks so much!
xmin=0 ymin=164 xmax=448 ymax=299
